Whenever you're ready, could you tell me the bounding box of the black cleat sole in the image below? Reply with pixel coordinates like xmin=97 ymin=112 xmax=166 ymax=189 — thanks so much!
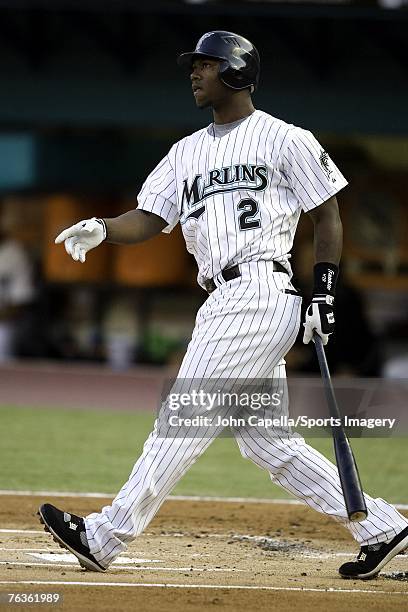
xmin=339 ymin=572 xmax=379 ymax=581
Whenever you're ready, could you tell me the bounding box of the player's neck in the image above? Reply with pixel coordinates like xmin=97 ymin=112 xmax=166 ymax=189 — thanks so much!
xmin=212 ymin=99 xmax=255 ymax=125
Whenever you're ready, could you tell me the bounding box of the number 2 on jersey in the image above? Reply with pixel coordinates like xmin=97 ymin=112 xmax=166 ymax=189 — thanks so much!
xmin=237 ymin=198 xmax=261 ymax=231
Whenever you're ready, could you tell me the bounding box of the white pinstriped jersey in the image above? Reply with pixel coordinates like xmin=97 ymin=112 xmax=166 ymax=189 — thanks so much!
xmin=137 ymin=109 xmax=348 ymax=286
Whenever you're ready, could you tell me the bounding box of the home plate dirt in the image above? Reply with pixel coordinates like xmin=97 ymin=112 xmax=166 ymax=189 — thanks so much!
xmin=0 ymin=495 xmax=407 ymax=611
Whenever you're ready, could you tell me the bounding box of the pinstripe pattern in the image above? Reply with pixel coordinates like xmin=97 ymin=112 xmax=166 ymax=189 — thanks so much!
xmin=84 ymin=112 xmax=408 ymax=568
xmin=137 ymin=110 xmax=348 ymax=285
xmin=84 ymin=263 xmax=408 ymax=568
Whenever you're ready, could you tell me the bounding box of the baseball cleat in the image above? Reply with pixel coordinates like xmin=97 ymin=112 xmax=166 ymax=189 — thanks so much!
xmin=38 ymin=503 xmax=106 ymax=572
xmin=339 ymin=525 xmax=408 ymax=579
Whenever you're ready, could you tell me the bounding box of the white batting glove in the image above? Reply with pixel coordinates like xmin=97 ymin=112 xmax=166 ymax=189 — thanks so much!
xmin=55 ymin=217 xmax=107 ymax=263
xmin=303 ymin=294 xmax=335 ymax=346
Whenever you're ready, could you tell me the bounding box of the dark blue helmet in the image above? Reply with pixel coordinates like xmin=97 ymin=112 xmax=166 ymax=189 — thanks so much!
xmin=177 ymin=31 xmax=260 ymax=91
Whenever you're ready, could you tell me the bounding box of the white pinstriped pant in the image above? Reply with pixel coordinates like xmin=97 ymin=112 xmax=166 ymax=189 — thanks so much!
xmin=85 ymin=261 xmax=408 ymax=569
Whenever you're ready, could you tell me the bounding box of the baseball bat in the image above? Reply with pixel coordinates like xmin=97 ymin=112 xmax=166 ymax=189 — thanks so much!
xmin=313 ymin=333 xmax=368 ymax=522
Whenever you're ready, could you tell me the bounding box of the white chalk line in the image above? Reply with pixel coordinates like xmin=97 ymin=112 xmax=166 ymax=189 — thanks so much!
xmin=0 ymin=529 xmax=43 ymax=534
xmin=26 ymin=553 xmax=163 ymax=565
xmin=0 ymin=561 xmax=243 ymax=573
xmin=0 ymin=528 xmax=228 ymax=537
xmin=0 ymin=530 xmax=221 ymax=536
xmin=0 ymin=489 xmax=111 ymax=499
xmin=0 ymin=548 xmax=162 ymax=556
xmin=2 ymin=558 xmax=407 ymax=571
xmin=0 ymin=548 xmax=55 ymax=552
xmin=0 ymin=580 xmax=407 ymax=595
xmin=0 ymin=542 xmax=406 ymax=561
xmin=0 ymin=489 xmax=407 ymax=510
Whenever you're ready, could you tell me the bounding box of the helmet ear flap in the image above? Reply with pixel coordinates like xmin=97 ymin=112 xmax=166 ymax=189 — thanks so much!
xmin=219 ymin=65 xmax=255 ymax=92
xmin=217 ymin=59 xmax=230 ymax=77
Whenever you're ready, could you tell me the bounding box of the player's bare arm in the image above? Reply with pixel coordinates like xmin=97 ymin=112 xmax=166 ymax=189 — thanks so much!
xmin=103 ymin=209 xmax=167 ymax=244
xmin=308 ymin=195 xmax=343 ymax=265
xmin=303 ymin=196 xmax=343 ymax=346
xmin=55 ymin=208 xmax=166 ymax=262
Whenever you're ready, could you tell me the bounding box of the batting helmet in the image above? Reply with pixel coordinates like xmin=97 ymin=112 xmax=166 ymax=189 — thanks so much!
xmin=177 ymin=31 xmax=260 ymax=91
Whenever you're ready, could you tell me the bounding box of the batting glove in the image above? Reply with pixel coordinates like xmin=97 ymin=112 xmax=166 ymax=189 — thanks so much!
xmin=303 ymin=294 xmax=335 ymax=346
xmin=55 ymin=217 xmax=107 ymax=263
xmin=303 ymin=262 xmax=339 ymax=346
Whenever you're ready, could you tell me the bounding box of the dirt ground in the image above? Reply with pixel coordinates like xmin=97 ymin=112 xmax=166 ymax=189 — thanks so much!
xmin=0 ymin=495 xmax=407 ymax=611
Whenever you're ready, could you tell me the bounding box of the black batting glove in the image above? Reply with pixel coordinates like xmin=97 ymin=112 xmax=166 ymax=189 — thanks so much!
xmin=303 ymin=262 xmax=338 ymax=346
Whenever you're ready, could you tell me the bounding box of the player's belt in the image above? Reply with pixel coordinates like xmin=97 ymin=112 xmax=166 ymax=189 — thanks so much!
xmin=203 ymin=261 xmax=288 ymax=294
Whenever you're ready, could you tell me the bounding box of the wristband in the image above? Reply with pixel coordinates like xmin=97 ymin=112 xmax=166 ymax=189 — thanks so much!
xmin=95 ymin=218 xmax=107 ymax=241
xmin=313 ymin=262 xmax=338 ymax=297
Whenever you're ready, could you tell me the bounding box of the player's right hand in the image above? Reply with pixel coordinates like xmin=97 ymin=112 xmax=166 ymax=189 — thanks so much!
xmin=303 ymin=294 xmax=335 ymax=346
xmin=55 ymin=217 xmax=107 ymax=263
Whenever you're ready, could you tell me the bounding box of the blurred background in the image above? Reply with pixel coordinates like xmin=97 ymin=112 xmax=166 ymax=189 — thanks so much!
xmin=0 ymin=0 xmax=407 ymax=379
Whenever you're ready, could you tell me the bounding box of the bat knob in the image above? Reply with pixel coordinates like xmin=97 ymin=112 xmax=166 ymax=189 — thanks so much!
xmin=349 ymin=510 xmax=368 ymax=522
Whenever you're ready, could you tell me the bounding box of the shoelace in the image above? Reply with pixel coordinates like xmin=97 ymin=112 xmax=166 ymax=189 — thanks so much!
xmin=367 ymin=543 xmax=383 ymax=552
xmin=63 ymin=512 xmax=89 ymax=548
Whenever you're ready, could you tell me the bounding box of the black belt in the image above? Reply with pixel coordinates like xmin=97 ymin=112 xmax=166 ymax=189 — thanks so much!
xmin=203 ymin=261 xmax=288 ymax=294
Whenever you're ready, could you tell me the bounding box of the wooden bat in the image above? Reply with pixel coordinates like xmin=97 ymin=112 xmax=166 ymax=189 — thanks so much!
xmin=313 ymin=333 xmax=368 ymax=522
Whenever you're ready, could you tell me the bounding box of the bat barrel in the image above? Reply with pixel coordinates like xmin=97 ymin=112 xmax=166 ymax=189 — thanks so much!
xmin=334 ymin=434 xmax=368 ymax=522
xmin=313 ymin=333 xmax=368 ymax=523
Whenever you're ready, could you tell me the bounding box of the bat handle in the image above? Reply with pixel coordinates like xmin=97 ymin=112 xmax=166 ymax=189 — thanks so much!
xmin=313 ymin=332 xmax=325 ymax=360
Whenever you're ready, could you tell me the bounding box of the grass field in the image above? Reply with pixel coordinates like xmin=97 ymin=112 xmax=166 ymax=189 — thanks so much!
xmin=1 ymin=405 xmax=406 ymax=503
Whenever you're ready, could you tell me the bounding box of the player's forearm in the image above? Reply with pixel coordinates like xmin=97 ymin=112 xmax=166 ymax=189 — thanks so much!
xmin=303 ymin=197 xmax=342 ymax=345
xmin=103 ymin=209 xmax=167 ymax=245
xmin=309 ymin=197 xmax=343 ymax=265
xmin=313 ymin=214 xmax=342 ymax=265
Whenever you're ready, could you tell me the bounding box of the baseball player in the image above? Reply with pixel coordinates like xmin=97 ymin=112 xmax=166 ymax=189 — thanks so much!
xmin=39 ymin=31 xmax=408 ymax=579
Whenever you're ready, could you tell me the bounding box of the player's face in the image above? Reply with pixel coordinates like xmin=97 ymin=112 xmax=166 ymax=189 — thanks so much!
xmin=190 ymin=57 xmax=230 ymax=109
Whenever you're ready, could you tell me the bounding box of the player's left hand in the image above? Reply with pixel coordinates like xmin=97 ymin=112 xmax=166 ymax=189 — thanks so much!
xmin=55 ymin=217 xmax=107 ymax=263
xmin=303 ymin=294 xmax=335 ymax=345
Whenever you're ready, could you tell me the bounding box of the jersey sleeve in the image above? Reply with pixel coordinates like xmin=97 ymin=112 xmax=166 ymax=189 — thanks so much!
xmin=137 ymin=151 xmax=179 ymax=233
xmin=282 ymin=127 xmax=348 ymax=212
